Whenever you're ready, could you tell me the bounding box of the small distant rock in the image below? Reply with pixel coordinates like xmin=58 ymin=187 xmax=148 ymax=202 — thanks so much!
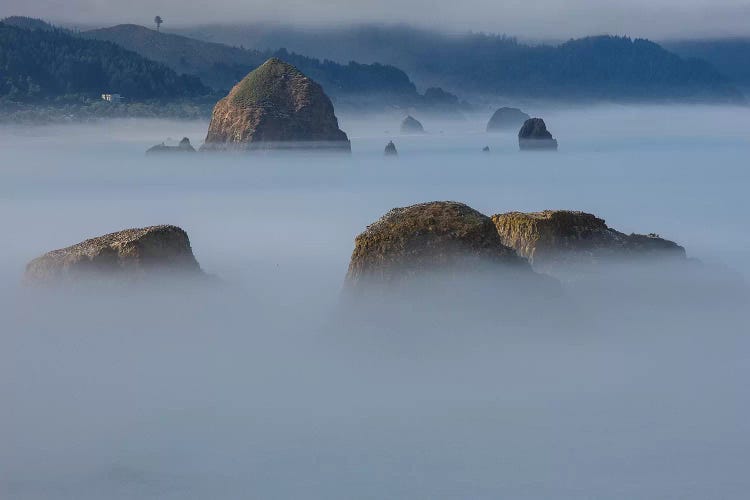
xmin=24 ymin=225 xmax=203 ymax=286
xmin=482 ymin=146 xmax=490 ymax=152
xmin=384 ymin=141 xmax=398 ymax=156
xmin=400 ymin=115 xmax=424 ymax=134
xmin=518 ymin=118 xmax=558 ymax=150
xmin=146 ymin=137 xmax=196 ymax=154
xmin=491 ymin=210 xmax=686 ymax=270
xmin=487 ymin=107 xmax=531 ymax=132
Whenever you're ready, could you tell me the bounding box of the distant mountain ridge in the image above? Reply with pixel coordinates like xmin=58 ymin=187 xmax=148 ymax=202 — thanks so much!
xmin=0 ymin=20 xmax=208 ymax=101
xmin=663 ymin=38 xmax=750 ymax=90
xmin=176 ymin=23 xmax=744 ymax=102
xmin=84 ymin=24 xmax=454 ymax=110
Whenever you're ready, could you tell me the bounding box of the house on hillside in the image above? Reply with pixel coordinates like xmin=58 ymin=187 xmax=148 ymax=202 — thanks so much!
xmin=101 ymin=93 xmax=124 ymax=103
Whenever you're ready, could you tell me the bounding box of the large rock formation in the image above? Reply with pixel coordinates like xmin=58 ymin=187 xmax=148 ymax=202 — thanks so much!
xmin=518 ymin=118 xmax=558 ymax=150
xmin=146 ymin=137 xmax=196 ymax=154
xmin=201 ymin=58 xmax=350 ymax=151
xmin=345 ymin=201 xmax=535 ymax=291
xmin=487 ymin=107 xmax=530 ymax=132
xmin=25 ymin=225 xmax=203 ymax=286
xmin=400 ymin=115 xmax=424 ymax=134
xmin=491 ymin=210 xmax=685 ymax=270
xmin=384 ymin=140 xmax=398 ymax=156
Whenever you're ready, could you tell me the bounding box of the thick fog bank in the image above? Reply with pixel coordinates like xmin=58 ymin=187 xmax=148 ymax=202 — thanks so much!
xmin=1 ymin=105 xmax=749 ymax=499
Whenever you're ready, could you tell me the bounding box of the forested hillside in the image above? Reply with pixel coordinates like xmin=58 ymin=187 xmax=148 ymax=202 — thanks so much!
xmin=0 ymin=22 xmax=209 ymax=102
xmin=178 ymin=24 xmax=744 ymax=102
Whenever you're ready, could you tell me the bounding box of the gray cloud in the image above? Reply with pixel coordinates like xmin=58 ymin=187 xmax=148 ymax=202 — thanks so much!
xmin=1 ymin=0 xmax=749 ymax=39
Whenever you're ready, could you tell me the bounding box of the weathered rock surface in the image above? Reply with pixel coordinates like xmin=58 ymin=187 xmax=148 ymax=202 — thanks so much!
xmin=400 ymin=115 xmax=424 ymax=134
xmin=25 ymin=225 xmax=203 ymax=286
xmin=518 ymin=118 xmax=558 ymax=150
xmin=146 ymin=137 xmax=196 ymax=154
xmin=201 ymin=58 xmax=350 ymax=151
xmin=344 ymin=201 xmax=539 ymax=293
xmin=491 ymin=210 xmax=686 ymax=269
xmin=384 ymin=141 xmax=398 ymax=156
xmin=487 ymin=107 xmax=531 ymax=131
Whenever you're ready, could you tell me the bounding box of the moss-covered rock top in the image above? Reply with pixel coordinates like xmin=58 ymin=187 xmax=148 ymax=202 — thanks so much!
xmin=492 ymin=209 xmax=685 ymax=268
xmin=25 ymin=225 xmax=202 ymax=285
xmin=230 ymin=58 xmax=308 ymax=109
xmin=346 ymin=201 xmax=527 ymax=288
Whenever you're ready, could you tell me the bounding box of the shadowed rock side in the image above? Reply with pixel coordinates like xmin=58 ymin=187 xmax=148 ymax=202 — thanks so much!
xmin=487 ymin=107 xmax=531 ymax=131
xmin=384 ymin=140 xmax=398 ymax=156
xmin=201 ymin=58 xmax=350 ymax=151
xmin=146 ymin=137 xmax=196 ymax=154
xmin=518 ymin=118 xmax=558 ymax=150
xmin=400 ymin=115 xmax=424 ymax=134
xmin=25 ymin=225 xmax=203 ymax=286
xmin=343 ymin=201 xmax=554 ymax=295
xmin=491 ymin=210 xmax=686 ymax=270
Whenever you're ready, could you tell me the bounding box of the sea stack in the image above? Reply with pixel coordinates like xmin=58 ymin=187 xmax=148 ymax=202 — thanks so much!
xmin=24 ymin=225 xmax=203 ymax=286
xmin=201 ymin=58 xmax=350 ymax=151
xmin=486 ymin=107 xmax=530 ymax=132
xmin=400 ymin=115 xmax=424 ymax=134
xmin=384 ymin=141 xmax=398 ymax=156
xmin=146 ymin=137 xmax=196 ymax=154
xmin=491 ymin=210 xmax=685 ymax=270
xmin=518 ymin=118 xmax=558 ymax=150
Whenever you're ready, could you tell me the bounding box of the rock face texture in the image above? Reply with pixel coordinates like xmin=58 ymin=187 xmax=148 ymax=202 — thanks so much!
xmin=491 ymin=210 xmax=686 ymax=269
xmin=384 ymin=140 xmax=398 ymax=156
xmin=201 ymin=58 xmax=350 ymax=151
xmin=487 ymin=107 xmax=531 ymax=131
xmin=146 ymin=137 xmax=196 ymax=154
xmin=400 ymin=115 xmax=424 ymax=134
xmin=345 ymin=201 xmax=532 ymax=291
xmin=518 ymin=118 xmax=558 ymax=150
xmin=25 ymin=225 xmax=203 ymax=285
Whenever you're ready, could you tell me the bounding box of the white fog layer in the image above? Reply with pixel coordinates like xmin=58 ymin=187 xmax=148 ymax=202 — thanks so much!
xmin=1 ymin=105 xmax=749 ymax=499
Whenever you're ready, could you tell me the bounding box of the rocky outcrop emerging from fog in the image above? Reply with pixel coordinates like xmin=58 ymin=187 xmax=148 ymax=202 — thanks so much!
xmin=146 ymin=137 xmax=196 ymax=154
xmin=400 ymin=115 xmax=424 ymax=134
xmin=25 ymin=225 xmax=203 ymax=286
xmin=201 ymin=58 xmax=350 ymax=151
xmin=384 ymin=141 xmax=398 ymax=156
xmin=344 ymin=201 xmax=539 ymax=293
xmin=487 ymin=107 xmax=531 ymax=131
xmin=491 ymin=210 xmax=686 ymax=270
xmin=518 ymin=118 xmax=558 ymax=150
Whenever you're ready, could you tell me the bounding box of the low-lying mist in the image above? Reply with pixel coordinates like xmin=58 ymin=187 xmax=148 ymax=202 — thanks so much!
xmin=1 ymin=105 xmax=749 ymax=499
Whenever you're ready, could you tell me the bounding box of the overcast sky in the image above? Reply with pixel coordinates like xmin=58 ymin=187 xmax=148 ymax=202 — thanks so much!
xmin=2 ymin=0 xmax=749 ymax=39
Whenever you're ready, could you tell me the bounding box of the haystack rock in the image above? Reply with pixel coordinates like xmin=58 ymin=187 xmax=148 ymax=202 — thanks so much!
xmin=518 ymin=118 xmax=558 ymax=150
xmin=400 ymin=115 xmax=424 ymax=134
xmin=491 ymin=210 xmax=686 ymax=270
xmin=344 ymin=201 xmax=545 ymax=294
xmin=482 ymin=146 xmax=490 ymax=152
xmin=487 ymin=107 xmax=530 ymax=132
xmin=384 ymin=141 xmax=398 ymax=156
xmin=201 ymin=58 xmax=350 ymax=151
xmin=146 ymin=137 xmax=196 ymax=154
xmin=24 ymin=225 xmax=203 ymax=286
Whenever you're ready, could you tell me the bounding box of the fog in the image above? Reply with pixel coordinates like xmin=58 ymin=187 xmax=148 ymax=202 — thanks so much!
xmin=1 ymin=105 xmax=749 ymax=499
xmin=4 ymin=0 xmax=750 ymax=39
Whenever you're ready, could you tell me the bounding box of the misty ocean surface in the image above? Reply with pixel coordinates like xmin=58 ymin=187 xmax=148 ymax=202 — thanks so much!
xmin=1 ymin=105 xmax=749 ymax=499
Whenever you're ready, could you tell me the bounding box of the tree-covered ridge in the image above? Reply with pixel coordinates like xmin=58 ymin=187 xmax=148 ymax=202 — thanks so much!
xmin=663 ymin=38 xmax=750 ymax=89
xmin=84 ymin=24 xmax=419 ymax=98
xmin=0 ymin=22 xmax=209 ymax=102
xmin=181 ymin=24 xmax=743 ymax=102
